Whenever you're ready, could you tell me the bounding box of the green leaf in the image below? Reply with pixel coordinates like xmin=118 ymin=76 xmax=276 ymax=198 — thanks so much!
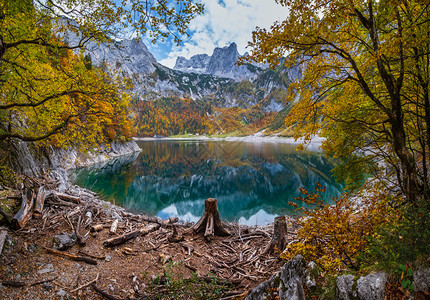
xmin=408 ymin=268 xmax=413 ymax=277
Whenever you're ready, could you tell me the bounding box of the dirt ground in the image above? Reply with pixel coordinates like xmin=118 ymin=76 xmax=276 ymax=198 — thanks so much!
xmin=0 ymin=186 xmax=297 ymax=299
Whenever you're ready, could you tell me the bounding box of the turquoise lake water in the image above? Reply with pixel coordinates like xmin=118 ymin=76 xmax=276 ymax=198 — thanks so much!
xmin=70 ymin=140 xmax=344 ymax=225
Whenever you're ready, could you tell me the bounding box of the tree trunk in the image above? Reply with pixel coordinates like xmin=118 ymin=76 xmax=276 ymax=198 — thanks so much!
xmin=190 ymin=198 xmax=230 ymax=239
xmin=11 ymin=189 xmax=34 ymax=230
xmin=264 ymin=216 xmax=288 ymax=255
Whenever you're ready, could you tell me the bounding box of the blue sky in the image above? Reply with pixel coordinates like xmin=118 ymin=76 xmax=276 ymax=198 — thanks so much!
xmin=143 ymin=0 xmax=290 ymax=68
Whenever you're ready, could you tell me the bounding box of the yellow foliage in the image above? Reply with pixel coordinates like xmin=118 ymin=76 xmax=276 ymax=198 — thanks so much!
xmin=282 ymin=183 xmax=394 ymax=273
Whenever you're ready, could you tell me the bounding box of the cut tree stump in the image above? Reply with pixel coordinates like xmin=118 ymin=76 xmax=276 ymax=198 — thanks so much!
xmin=264 ymin=216 xmax=288 ymax=255
xmin=11 ymin=189 xmax=35 ymax=230
xmin=190 ymin=198 xmax=230 ymax=239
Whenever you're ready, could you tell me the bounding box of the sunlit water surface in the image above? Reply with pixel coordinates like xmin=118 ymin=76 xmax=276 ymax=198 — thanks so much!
xmin=70 ymin=140 xmax=343 ymax=225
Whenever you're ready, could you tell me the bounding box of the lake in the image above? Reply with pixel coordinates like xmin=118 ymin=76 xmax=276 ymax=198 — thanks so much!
xmin=70 ymin=139 xmax=344 ymax=225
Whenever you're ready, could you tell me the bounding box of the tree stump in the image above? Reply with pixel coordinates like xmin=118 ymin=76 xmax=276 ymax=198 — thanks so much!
xmin=190 ymin=198 xmax=230 ymax=239
xmin=264 ymin=216 xmax=288 ymax=255
xmin=11 ymin=189 xmax=35 ymax=230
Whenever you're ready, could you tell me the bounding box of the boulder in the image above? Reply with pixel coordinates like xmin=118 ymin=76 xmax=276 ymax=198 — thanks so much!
xmin=53 ymin=232 xmax=77 ymax=250
xmin=413 ymin=268 xmax=430 ymax=294
xmin=336 ymin=274 xmax=355 ymax=300
xmin=356 ymin=272 xmax=387 ymax=300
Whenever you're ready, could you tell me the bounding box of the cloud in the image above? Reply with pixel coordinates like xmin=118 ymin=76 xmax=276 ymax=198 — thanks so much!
xmin=147 ymin=0 xmax=289 ymax=68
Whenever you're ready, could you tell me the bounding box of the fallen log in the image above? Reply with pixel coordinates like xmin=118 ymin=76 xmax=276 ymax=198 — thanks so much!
xmin=44 ymin=247 xmax=97 ymax=265
xmin=33 ymin=186 xmax=47 ymax=219
xmin=52 ymin=191 xmax=81 ymax=204
xmin=11 ymin=189 xmax=35 ymax=230
xmin=264 ymin=216 xmax=288 ymax=255
xmin=103 ymin=223 xmax=160 ymax=247
xmin=190 ymin=198 xmax=230 ymax=239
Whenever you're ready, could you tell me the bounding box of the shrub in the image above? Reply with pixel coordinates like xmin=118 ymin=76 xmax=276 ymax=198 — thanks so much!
xmin=362 ymin=196 xmax=430 ymax=270
xmin=282 ymin=183 xmax=393 ymax=273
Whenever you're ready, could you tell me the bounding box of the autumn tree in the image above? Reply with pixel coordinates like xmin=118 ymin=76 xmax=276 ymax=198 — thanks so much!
xmin=245 ymin=0 xmax=430 ymax=204
xmin=0 ymin=0 xmax=203 ymax=147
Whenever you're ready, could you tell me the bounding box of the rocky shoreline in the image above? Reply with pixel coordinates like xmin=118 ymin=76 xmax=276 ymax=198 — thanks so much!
xmin=0 ymin=140 xmax=291 ymax=299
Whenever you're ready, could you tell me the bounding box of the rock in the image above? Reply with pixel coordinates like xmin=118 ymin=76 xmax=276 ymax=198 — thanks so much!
xmin=413 ymin=268 xmax=430 ymax=293
xmin=56 ymin=288 xmax=68 ymax=298
xmin=53 ymin=232 xmax=77 ymax=250
xmin=28 ymin=243 xmax=38 ymax=253
xmin=278 ymin=255 xmax=307 ymax=300
xmin=105 ymin=255 xmax=111 ymax=262
xmin=356 ymin=272 xmax=387 ymax=300
xmin=246 ymin=255 xmax=307 ymax=300
xmin=42 ymin=282 xmax=54 ymax=290
xmin=336 ymin=274 xmax=355 ymax=300
xmin=38 ymin=263 xmax=55 ymax=274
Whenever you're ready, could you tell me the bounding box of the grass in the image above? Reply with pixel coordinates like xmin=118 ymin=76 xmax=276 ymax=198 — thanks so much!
xmin=143 ymin=261 xmax=230 ymax=299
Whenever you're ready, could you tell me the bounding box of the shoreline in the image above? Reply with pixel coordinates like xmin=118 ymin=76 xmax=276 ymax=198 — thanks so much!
xmin=133 ymin=134 xmax=325 ymax=151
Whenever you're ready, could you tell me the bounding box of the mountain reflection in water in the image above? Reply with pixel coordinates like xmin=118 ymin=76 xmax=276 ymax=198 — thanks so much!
xmin=70 ymin=140 xmax=344 ymax=225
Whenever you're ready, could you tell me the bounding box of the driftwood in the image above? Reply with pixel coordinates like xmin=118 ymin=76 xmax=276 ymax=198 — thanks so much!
xmin=0 ymin=229 xmax=7 ymax=255
xmin=78 ymin=250 xmax=106 ymax=260
xmin=33 ymin=186 xmax=47 ymax=219
xmin=103 ymin=223 xmax=161 ymax=247
xmin=91 ymin=224 xmax=104 ymax=232
xmin=109 ymin=219 xmax=119 ymax=235
xmin=264 ymin=216 xmax=288 ymax=255
xmin=168 ymin=224 xmax=183 ymax=243
xmin=44 ymin=247 xmax=97 ymax=265
xmin=163 ymin=217 xmax=179 ymax=225
xmin=92 ymin=284 xmax=126 ymax=300
xmin=2 ymin=277 xmax=57 ymax=288
xmin=52 ymin=191 xmax=81 ymax=204
xmin=75 ymin=215 xmax=87 ymax=245
xmin=11 ymin=189 xmax=35 ymax=230
xmin=70 ymin=272 xmax=99 ymax=293
xmin=1 ymin=280 xmax=26 ymax=287
xmin=190 ymin=198 xmax=230 ymax=239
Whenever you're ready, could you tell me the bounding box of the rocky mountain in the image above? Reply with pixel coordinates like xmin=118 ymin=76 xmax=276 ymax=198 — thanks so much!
xmin=61 ymin=20 xmax=300 ymax=110
xmin=174 ymin=54 xmax=210 ymax=74
xmin=174 ymin=42 xmax=260 ymax=81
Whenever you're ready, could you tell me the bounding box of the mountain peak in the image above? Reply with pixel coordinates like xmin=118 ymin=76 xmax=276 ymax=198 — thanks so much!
xmin=173 ymin=43 xmax=263 ymax=81
xmin=228 ymin=42 xmax=237 ymax=50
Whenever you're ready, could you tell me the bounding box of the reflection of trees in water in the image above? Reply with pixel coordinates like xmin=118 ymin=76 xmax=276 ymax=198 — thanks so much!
xmin=71 ymin=141 xmax=344 ymax=222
